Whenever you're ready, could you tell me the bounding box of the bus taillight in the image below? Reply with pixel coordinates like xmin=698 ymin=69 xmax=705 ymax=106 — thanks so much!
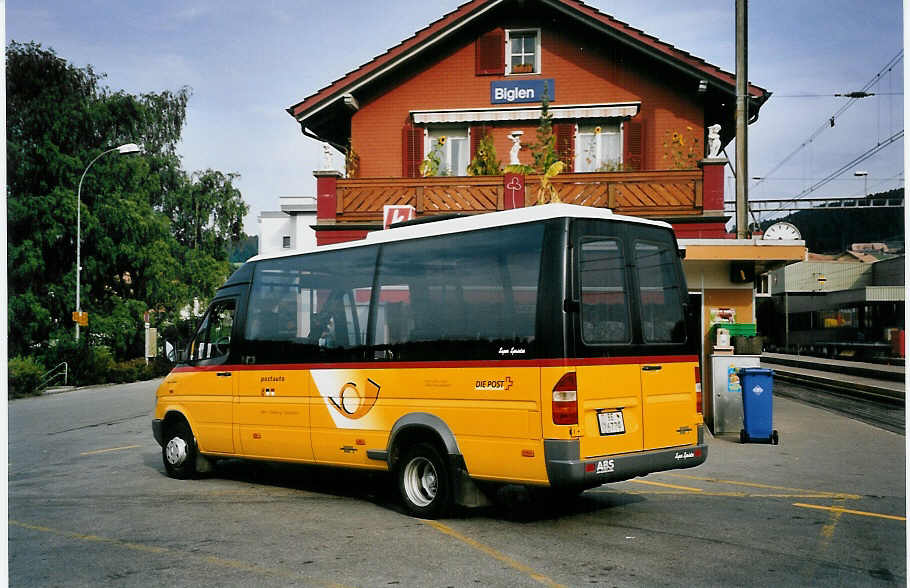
xmin=694 ymin=366 xmax=702 ymax=414
xmin=552 ymin=372 xmax=578 ymax=425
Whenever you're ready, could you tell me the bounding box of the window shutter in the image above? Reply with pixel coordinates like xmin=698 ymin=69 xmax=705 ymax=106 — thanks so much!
xmin=475 ymin=29 xmax=505 ymax=76
xmin=402 ymin=124 xmax=424 ymax=178
xmin=470 ymin=125 xmax=490 ymax=160
xmin=623 ymin=119 xmax=644 ymax=171
xmin=554 ymin=123 xmax=575 ymax=168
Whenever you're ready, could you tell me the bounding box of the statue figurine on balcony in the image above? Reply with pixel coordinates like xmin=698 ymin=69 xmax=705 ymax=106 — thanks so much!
xmin=508 ymin=131 xmax=524 ymax=165
xmin=321 ymin=143 xmax=334 ymax=171
xmin=707 ymin=124 xmax=722 ymax=158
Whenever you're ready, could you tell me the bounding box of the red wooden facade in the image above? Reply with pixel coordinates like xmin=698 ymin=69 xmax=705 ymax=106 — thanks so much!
xmin=289 ymin=0 xmax=769 ymax=244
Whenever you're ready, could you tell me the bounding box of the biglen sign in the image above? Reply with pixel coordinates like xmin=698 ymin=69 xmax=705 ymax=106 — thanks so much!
xmin=490 ymin=79 xmax=555 ymax=104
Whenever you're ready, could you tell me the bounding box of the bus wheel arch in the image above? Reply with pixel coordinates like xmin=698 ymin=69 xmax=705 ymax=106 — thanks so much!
xmin=387 ymin=414 xmax=461 ymax=469
xmin=388 ymin=415 xmax=460 ymax=518
xmin=161 ymin=411 xmax=198 ymax=479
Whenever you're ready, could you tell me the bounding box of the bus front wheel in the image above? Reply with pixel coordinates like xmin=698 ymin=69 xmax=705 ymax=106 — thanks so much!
xmin=397 ymin=443 xmax=452 ymax=518
xmin=163 ymin=420 xmax=197 ymax=479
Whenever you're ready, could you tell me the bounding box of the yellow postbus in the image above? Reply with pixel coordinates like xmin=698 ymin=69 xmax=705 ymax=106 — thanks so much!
xmin=153 ymin=203 xmax=706 ymax=517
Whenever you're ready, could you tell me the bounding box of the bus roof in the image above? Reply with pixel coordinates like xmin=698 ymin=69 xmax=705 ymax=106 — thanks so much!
xmin=249 ymin=203 xmax=674 ymax=262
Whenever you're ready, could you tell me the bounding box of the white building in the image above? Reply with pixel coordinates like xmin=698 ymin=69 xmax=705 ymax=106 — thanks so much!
xmin=258 ymin=196 xmax=317 ymax=254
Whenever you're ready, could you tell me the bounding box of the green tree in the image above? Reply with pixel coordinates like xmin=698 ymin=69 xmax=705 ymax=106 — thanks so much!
xmin=166 ymin=169 xmax=248 ymax=261
xmin=530 ymin=83 xmax=559 ymax=173
xmin=466 ymin=132 xmax=502 ymax=176
xmin=7 ymin=41 xmax=247 ymax=364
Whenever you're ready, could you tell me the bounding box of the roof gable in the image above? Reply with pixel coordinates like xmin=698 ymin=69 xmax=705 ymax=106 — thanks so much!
xmin=288 ymin=0 xmax=769 ymax=126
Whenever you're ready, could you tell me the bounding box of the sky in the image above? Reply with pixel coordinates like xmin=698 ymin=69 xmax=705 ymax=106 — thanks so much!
xmin=6 ymin=0 xmax=905 ymax=233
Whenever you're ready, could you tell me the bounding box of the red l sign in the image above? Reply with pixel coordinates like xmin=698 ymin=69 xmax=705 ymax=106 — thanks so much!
xmin=383 ymin=205 xmax=416 ymax=229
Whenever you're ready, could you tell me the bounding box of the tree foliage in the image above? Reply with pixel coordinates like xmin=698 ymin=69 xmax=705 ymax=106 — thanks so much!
xmin=530 ymin=83 xmax=560 ymax=173
xmin=7 ymin=41 xmax=249 ymax=364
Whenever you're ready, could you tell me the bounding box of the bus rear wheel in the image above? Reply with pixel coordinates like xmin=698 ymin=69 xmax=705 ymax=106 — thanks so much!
xmin=397 ymin=443 xmax=452 ymax=518
xmin=163 ymin=420 xmax=197 ymax=479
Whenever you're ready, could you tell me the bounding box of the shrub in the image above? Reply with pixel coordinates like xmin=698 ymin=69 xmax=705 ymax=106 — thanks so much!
xmin=83 ymin=346 xmax=116 ymax=385
xmin=109 ymin=358 xmax=145 ymax=384
xmin=9 ymin=356 xmax=45 ymax=398
xmin=467 ymin=132 xmax=501 ymax=176
xmin=109 ymin=357 xmax=175 ymax=384
xmin=147 ymin=356 xmax=176 ymax=378
xmin=39 ymin=335 xmax=113 ymax=386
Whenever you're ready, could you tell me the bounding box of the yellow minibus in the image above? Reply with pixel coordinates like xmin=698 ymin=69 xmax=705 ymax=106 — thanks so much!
xmin=153 ymin=203 xmax=706 ymax=517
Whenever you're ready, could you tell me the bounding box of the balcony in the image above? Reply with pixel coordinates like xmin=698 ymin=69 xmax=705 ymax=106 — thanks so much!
xmin=332 ymin=169 xmax=707 ymax=224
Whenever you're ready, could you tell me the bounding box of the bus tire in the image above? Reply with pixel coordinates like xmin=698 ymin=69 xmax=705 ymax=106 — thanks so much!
xmin=397 ymin=442 xmax=452 ymax=519
xmin=163 ymin=419 xmax=197 ymax=480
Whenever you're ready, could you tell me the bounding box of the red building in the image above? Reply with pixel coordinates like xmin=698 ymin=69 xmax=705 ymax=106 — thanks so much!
xmin=288 ymin=0 xmax=770 ymax=245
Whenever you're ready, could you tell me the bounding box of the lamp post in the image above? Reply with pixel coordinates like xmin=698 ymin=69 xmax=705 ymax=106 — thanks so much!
xmin=853 ymin=170 xmax=868 ymax=197
xmin=75 ymin=143 xmax=141 ymax=341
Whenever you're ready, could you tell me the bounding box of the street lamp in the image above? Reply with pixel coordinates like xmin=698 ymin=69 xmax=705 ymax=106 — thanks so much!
xmin=75 ymin=143 xmax=141 ymax=341
xmin=854 ymin=170 xmax=869 ymax=197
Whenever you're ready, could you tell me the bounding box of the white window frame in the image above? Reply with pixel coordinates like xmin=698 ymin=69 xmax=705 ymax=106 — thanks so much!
xmin=505 ymin=28 xmax=541 ymax=75
xmin=575 ymin=121 xmax=623 ymax=172
xmin=425 ymin=127 xmax=470 ymax=176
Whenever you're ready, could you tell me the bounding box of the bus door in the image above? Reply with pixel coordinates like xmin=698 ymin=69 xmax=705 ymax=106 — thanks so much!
xmin=235 ymin=261 xmax=317 ymax=462
xmin=181 ymin=296 xmax=238 ymax=454
xmin=632 ymin=238 xmax=697 ymax=450
xmin=573 ymin=229 xmax=646 ymax=459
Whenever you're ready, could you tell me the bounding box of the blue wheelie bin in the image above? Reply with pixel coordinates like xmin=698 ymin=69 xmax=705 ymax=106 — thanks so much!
xmin=738 ymin=367 xmax=779 ymax=444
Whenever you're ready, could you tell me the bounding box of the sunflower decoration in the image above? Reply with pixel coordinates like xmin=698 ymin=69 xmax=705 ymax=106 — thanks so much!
xmin=437 ymin=135 xmax=447 ymax=146
xmin=663 ymin=128 xmax=700 ymax=169
xmin=594 ymin=126 xmax=602 ymax=135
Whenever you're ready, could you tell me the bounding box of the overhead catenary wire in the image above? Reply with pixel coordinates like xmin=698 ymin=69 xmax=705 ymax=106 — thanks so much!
xmin=772 ymin=92 xmax=903 ymax=98
xmin=752 ymin=51 xmax=903 ymax=192
xmin=761 ymin=129 xmax=903 ymax=214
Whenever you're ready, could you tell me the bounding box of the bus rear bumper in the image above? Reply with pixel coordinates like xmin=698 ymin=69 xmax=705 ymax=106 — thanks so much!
xmin=544 ymin=431 xmax=708 ymax=488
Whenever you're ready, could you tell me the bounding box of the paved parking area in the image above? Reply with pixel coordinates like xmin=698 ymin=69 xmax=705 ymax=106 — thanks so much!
xmin=8 ymin=379 xmax=906 ymax=586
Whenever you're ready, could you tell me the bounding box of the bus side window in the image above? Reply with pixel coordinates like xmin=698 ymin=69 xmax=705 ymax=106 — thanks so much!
xmin=245 ymin=246 xmax=377 ymax=363
xmin=373 ymin=223 xmax=544 ymax=359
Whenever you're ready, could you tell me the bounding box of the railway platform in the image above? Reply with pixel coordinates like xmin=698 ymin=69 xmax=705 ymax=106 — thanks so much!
xmin=761 ymin=352 xmax=905 ymax=403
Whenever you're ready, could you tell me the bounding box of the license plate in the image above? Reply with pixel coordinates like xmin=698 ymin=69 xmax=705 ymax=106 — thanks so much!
xmin=597 ymin=410 xmax=625 ymax=435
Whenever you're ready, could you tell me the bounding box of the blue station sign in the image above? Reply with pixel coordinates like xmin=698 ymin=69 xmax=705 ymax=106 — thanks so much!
xmin=490 ymin=79 xmax=555 ymax=104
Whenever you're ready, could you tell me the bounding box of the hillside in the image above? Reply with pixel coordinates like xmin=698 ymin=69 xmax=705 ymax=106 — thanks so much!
xmin=759 ymin=189 xmax=904 ymax=253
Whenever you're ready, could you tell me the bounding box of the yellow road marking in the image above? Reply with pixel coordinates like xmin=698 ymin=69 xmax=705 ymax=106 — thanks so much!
xmin=820 ymin=509 xmax=843 ymax=540
xmin=665 ymin=473 xmax=861 ymax=499
xmin=793 ymin=503 xmax=906 ymax=522
xmin=422 ymin=519 xmax=566 ymax=588
xmin=594 ymin=490 xmax=858 ymax=499
xmin=9 ymin=520 xmax=349 ymax=586
xmin=627 ymin=479 xmax=703 ymax=492
xmin=79 ymin=445 xmax=141 ymax=456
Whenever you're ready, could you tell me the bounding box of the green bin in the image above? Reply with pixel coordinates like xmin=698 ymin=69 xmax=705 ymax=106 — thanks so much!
xmin=727 ymin=323 xmax=757 ymax=337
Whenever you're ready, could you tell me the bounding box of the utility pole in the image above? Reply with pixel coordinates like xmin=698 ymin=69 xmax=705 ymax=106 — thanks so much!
xmin=735 ymin=0 xmax=749 ymax=238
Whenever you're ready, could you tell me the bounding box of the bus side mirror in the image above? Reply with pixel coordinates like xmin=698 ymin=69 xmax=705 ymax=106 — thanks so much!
xmin=176 ymin=348 xmax=188 ymax=363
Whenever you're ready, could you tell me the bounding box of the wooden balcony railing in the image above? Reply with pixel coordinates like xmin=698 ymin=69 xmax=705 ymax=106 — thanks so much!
xmin=334 ymin=169 xmax=704 ymax=224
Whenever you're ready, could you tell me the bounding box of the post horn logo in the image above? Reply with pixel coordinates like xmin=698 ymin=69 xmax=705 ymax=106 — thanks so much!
xmin=328 ymin=378 xmax=380 ymax=419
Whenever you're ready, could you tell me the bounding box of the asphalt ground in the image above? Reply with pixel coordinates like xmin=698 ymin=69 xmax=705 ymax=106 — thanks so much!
xmin=8 ymin=378 xmax=906 ymax=587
